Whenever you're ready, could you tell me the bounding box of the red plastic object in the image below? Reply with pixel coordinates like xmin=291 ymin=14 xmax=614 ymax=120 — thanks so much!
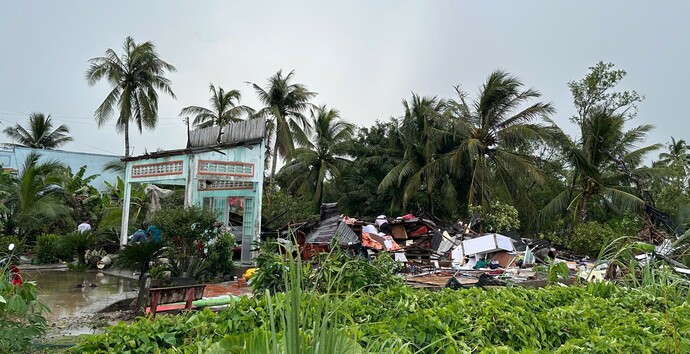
xmin=408 ymin=226 xmax=429 ymax=237
xmin=9 ymin=266 xmax=22 ymax=286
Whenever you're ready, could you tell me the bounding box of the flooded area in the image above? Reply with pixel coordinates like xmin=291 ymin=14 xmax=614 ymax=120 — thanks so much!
xmin=22 ymin=269 xmax=136 ymax=319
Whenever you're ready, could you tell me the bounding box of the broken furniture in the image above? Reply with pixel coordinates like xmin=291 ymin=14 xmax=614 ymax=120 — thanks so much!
xmin=451 ymin=233 xmax=517 ymax=269
xmin=148 ymin=284 xmax=207 ymax=317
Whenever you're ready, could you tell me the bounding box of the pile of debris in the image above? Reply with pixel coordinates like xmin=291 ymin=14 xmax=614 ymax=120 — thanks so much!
xmin=269 ymin=203 xmax=690 ymax=289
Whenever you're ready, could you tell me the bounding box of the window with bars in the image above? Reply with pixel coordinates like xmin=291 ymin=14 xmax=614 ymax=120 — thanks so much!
xmin=198 ymin=160 xmax=254 ymax=176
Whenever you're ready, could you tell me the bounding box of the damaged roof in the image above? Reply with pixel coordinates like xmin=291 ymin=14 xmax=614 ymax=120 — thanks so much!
xmin=305 ymin=203 xmax=358 ymax=245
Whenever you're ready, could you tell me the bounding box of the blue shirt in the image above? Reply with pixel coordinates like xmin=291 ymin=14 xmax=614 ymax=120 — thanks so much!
xmin=147 ymin=225 xmax=162 ymax=243
xmin=131 ymin=229 xmax=147 ymax=243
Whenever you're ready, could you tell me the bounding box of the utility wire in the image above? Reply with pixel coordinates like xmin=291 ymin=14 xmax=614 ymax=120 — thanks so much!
xmin=0 ymin=105 xmax=182 ymax=121
xmin=0 ymin=111 xmax=182 ymax=126
xmin=69 ymin=141 xmax=122 ymax=155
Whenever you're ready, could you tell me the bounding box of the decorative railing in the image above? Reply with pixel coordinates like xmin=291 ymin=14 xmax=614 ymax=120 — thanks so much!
xmin=131 ymin=160 xmax=184 ymax=178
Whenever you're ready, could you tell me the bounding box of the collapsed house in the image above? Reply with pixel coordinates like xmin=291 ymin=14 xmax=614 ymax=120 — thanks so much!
xmin=265 ymin=203 xmax=600 ymax=289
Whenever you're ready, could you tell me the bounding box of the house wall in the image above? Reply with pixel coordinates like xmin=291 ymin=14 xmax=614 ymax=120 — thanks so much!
xmin=0 ymin=145 xmax=121 ymax=191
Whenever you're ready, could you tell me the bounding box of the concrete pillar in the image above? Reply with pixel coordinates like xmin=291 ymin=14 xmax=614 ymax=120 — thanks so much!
xmin=184 ymin=155 xmax=194 ymax=207
xmin=120 ymin=179 xmax=132 ymax=247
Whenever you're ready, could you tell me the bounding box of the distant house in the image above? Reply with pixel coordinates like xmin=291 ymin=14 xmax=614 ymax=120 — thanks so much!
xmin=0 ymin=144 xmax=121 ymax=191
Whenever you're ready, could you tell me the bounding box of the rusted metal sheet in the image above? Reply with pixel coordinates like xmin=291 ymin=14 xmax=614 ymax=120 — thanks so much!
xmin=222 ymin=118 xmax=266 ymax=144
xmin=190 ymin=126 xmax=221 ymax=147
xmin=188 ymin=118 xmax=266 ymax=148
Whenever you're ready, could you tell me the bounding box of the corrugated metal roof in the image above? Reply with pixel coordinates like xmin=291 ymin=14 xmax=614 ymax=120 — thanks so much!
xmin=305 ymin=203 xmax=359 ymax=245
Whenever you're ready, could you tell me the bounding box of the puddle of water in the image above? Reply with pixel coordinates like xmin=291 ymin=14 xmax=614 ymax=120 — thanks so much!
xmin=22 ymin=270 xmax=136 ymax=319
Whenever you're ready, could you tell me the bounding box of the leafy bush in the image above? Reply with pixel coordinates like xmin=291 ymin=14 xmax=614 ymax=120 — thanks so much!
xmin=59 ymin=231 xmax=99 ymax=265
xmin=569 ymin=222 xmax=616 ymax=257
xmin=0 ymin=244 xmax=48 ymax=352
xmin=152 ymin=206 xmax=217 ymax=257
xmin=0 ymin=277 xmax=48 ymax=352
xmin=251 ymin=241 xmax=299 ymax=295
xmin=252 ymin=243 xmax=403 ymax=296
xmin=73 ymin=284 xmax=690 ymax=353
xmin=168 ymin=255 xmax=210 ymax=281
xmin=262 ymin=187 xmax=318 ymax=230
xmin=469 ymin=201 xmax=520 ymax=233
xmin=310 ymin=250 xmax=403 ymax=293
xmin=207 ymin=232 xmax=235 ymax=276
xmin=149 ymin=265 xmax=168 ymax=280
xmin=35 ymin=234 xmax=61 ymax=264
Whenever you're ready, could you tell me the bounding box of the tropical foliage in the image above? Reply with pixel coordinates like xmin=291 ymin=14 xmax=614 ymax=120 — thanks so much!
xmin=0 ymin=152 xmax=70 ymax=238
xmin=443 ymin=71 xmax=555 ymax=210
xmin=277 ymin=105 xmax=354 ymax=211
xmin=2 ymin=112 xmax=73 ymax=149
xmin=468 ymin=200 xmax=521 ymax=233
xmin=0 ymin=275 xmax=48 ymax=352
xmin=377 ymin=94 xmax=450 ymax=214
xmin=74 ymin=271 xmax=690 ymax=353
xmin=86 ymin=36 xmax=176 ymax=156
xmin=59 ymin=231 xmax=100 ymax=265
xmin=180 ymin=83 xmax=254 ymax=142
xmin=116 ymin=240 xmax=167 ymax=312
xmin=250 ymin=69 xmax=317 ymax=177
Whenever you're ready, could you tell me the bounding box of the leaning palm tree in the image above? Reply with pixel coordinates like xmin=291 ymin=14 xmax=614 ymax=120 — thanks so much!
xmin=249 ymin=70 xmax=317 ymax=177
xmin=0 ymin=151 xmax=70 ymax=238
xmin=377 ymin=94 xmax=451 ymax=214
xmin=443 ymin=71 xmax=555 ymax=210
xmin=179 ymin=84 xmax=254 ymax=142
xmin=3 ymin=112 xmax=72 ymax=149
xmin=277 ymin=106 xmax=354 ymax=211
xmin=86 ymin=36 xmax=176 ymax=156
xmin=541 ymin=108 xmax=661 ymax=222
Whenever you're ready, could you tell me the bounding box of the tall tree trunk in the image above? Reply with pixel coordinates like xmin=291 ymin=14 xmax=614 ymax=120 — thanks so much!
xmin=579 ymin=193 xmax=590 ymax=222
xmin=136 ymin=273 xmax=150 ymax=315
xmin=270 ymin=138 xmax=279 ymax=178
xmin=315 ymin=164 xmax=325 ymax=213
xmin=124 ymin=120 xmax=130 ymax=157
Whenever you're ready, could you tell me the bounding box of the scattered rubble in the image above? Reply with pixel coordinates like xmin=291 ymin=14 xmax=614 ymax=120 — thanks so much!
xmin=266 ymin=203 xmax=611 ymax=289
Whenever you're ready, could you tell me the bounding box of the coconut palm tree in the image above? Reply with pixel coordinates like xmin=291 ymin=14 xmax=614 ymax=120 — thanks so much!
xmin=249 ymin=70 xmax=316 ymax=177
xmin=658 ymin=137 xmax=690 ymax=171
xmin=442 ymin=70 xmax=555 ymax=210
xmin=3 ymin=113 xmax=73 ymax=149
xmin=377 ymin=94 xmax=451 ymax=214
xmin=86 ymin=36 xmax=176 ymax=156
xmin=278 ymin=106 xmax=354 ymax=210
xmin=179 ymin=84 xmax=254 ymax=142
xmin=0 ymin=151 xmax=70 ymax=238
xmin=541 ymin=108 xmax=661 ymax=222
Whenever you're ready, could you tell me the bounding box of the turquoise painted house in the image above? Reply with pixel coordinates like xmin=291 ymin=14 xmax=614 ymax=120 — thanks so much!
xmin=120 ymin=119 xmax=266 ymax=264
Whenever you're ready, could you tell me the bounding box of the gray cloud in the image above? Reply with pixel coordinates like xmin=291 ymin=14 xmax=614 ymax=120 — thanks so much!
xmin=0 ymin=1 xmax=687 ymax=159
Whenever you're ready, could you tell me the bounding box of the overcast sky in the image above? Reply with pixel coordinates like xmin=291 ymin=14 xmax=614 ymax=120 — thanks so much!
xmin=1 ymin=1 xmax=688 ymax=158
